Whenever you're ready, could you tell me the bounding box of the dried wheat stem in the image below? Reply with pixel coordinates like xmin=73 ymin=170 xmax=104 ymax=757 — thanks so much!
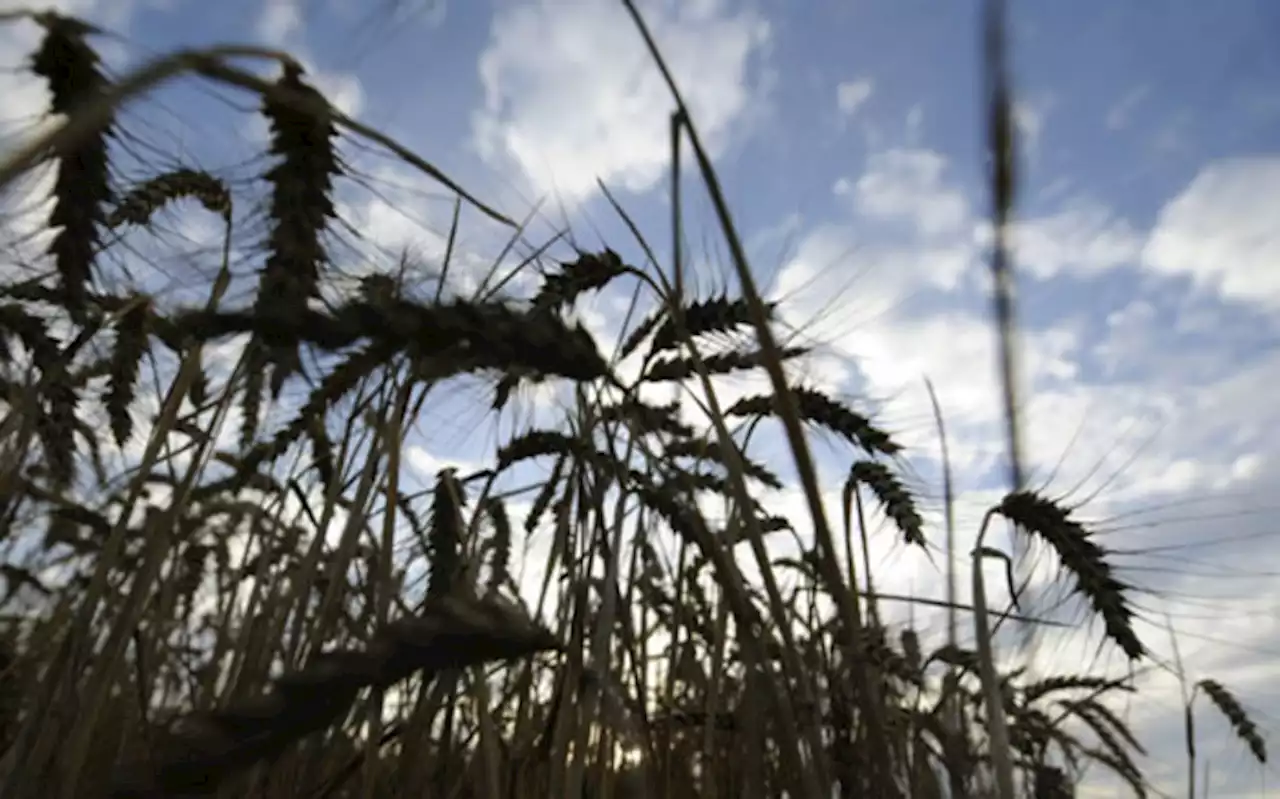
xmin=53 ymin=347 xmax=214 ymax=799
xmin=620 ymin=13 xmax=896 ymax=795
xmin=615 ymin=264 xmax=831 ymax=796
xmin=971 ymin=509 xmax=1018 ymax=799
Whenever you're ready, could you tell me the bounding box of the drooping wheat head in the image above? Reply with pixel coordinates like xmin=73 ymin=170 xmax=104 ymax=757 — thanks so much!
xmin=108 ymin=593 xmax=561 ymax=797
xmin=728 ymin=387 xmax=902 ymax=458
xmin=997 ymin=491 xmax=1145 ymax=660
xmin=1197 ymin=678 xmax=1266 ymax=765
xmin=107 ymin=168 xmax=231 ymax=230
xmin=846 ymin=459 xmax=926 ymax=547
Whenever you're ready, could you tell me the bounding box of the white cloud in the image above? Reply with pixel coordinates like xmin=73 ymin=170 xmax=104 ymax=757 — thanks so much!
xmin=851 ymin=149 xmax=970 ymax=238
xmin=472 ymin=0 xmax=771 ymax=206
xmin=1105 ymin=85 xmax=1149 ymax=131
xmin=831 ymin=132 xmax=1272 ymax=307
xmin=256 ymin=0 xmax=303 ymax=45
xmin=777 ymin=148 xmax=983 ymax=385
xmin=904 ymin=104 xmax=924 ymax=144
xmin=249 ymin=0 xmax=364 ymax=119
xmin=1009 ymin=197 xmax=1143 ymax=280
xmin=768 ymin=145 xmax=1280 ymax=505
xmin=1143 ymin=156 xmax=1280 ymax=308
xmin=308 ymin=67 xmax=364 ymax=118
xmin=774 ymin=227 xmax=974 ymax=324
xmin=1093 ymin=299 xmax=1157 ymax=377
xmin=405 ymin=446 xmax=485 ymax=481
xmin=835 ymin=77 xmax=873 ymax=118
xmin=832 ymin=310 xmax=1085 ymax=474
xmin=1011 ymin=96 xmax=1052 ymax=160
xmin=772 ymin=144 xmax=1275 ymax=520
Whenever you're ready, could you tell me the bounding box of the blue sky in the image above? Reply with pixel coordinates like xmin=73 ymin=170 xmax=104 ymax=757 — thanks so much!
xmin=2 ymin=0 xmax=1280 ymax=795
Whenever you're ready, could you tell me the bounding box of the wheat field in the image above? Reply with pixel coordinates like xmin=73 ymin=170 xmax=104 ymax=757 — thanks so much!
xmin=0 ymin=4 xmax=1269 ymax=798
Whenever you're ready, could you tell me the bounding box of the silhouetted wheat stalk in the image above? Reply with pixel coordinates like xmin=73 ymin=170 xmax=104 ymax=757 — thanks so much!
xmin=109 ymin=593 xmax=561 ymax=797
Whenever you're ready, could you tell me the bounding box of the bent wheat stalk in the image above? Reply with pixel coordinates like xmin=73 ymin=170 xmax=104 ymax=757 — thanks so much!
xmin=109 ymin=593 xmax=560 ymax=797
xmin=0 ymin=37 xmax=510 ymax=227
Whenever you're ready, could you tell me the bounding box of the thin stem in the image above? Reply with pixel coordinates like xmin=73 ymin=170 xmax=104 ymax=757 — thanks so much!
xmin=972 ymin=508 xmax=1016 ymax=799
xmin=620 ymin=3 xmax=893 ymax=793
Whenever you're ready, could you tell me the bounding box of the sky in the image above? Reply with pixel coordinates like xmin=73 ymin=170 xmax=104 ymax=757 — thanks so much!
xmin=1 ymin=0 xmax=1279 ymax=796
